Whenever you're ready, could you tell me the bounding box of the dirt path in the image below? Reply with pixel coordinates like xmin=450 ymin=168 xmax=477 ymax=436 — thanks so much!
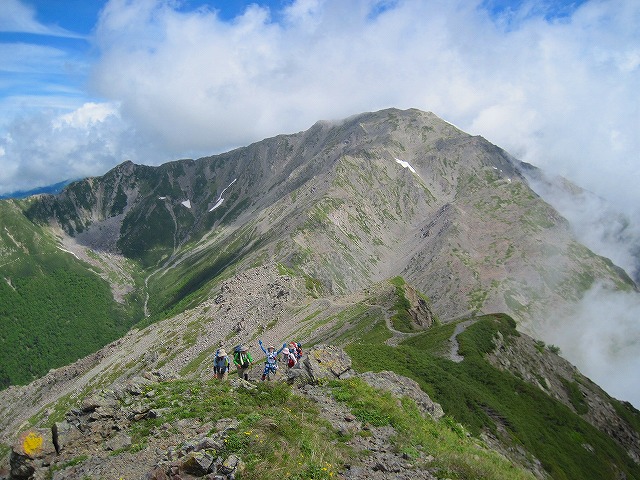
xmin=447 ymin=318 xmax=477 ymax=362
xmin=384 ymin=310 xmax=419 ymax=346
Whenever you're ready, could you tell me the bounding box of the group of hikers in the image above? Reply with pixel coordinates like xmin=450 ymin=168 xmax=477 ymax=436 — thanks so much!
xmin=212 ymin=340 xmax=303 ymax=381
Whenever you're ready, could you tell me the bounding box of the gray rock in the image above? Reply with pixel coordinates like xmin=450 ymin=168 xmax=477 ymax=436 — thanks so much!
xmin=104 ymin=432 xmax=132 ymax=451
xmin=52 ymin=420 xmax=83 ymax=453
xmin=218 ymin=454 xmax=243 ymax=475
xmin=181 ymin=451 xmax=215 ymax=476
xmin=357 ymin=370 xmax=444 ymax=420
xmin=303 ymin=345 xmax=353 ymax=382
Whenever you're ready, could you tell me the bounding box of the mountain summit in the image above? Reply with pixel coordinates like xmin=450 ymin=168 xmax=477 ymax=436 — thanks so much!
xmin=1 ymin=108 xmax=638 ymax=479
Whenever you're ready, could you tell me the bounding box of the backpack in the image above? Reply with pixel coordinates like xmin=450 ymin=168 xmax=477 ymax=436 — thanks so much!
xmin=235 ymin=351 xmax=250 ymax=368
xmin=287 ymin=354 xmax=296 ymax=368
xmin=215 ymin=355 xmax=229 ymax=366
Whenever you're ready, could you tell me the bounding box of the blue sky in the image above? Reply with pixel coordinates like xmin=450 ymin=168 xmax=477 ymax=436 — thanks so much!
xmin=1 ymin=0 xmax=640 ymax=405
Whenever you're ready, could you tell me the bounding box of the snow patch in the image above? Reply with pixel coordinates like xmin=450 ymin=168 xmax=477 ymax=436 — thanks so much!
xmin=209 ymin=198 xmax=224 ymax=211
xmin=395 ymin=158 xmax=417 ymax=174
xmin=209 ymin=178 xmax=237 ymax=212
xmin=58 ymin=247 xmax=79 ymax=259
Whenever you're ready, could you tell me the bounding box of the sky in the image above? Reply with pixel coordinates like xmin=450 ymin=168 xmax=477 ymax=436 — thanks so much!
xmin=0 ymin=0 xmax=639 ymax=404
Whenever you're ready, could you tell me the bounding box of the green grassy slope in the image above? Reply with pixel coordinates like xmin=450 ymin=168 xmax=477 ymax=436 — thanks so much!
xmin=345 ymin=311 xmax=640 ymax=480
xmin=0 ymin=200 xmax=140 ymax=388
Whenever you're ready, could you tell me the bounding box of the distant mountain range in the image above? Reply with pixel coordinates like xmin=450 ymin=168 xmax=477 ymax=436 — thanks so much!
xmin=0 ymin=108 xmax=638 ymax=479
xmin=0 ymin=179 xmax=74 ymax=200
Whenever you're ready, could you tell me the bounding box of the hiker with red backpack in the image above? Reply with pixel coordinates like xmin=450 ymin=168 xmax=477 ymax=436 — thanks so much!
xmin=289 ymin=342 xmax=303 ymax=360
xmin=282 ymin=347 xmax=297 ymax=369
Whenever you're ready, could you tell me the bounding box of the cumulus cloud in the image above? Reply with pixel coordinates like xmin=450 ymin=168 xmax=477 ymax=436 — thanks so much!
xmin=85 ymin=0 xmax=640 ymax=209
xmin=2 ymin=0 xmax=638 ymax=205
xmin=0 ymin=102 xmax=169 ymax=193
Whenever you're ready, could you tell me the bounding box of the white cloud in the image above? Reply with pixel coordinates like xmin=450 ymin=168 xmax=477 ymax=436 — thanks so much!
xmin=538 ymin=284 xmax=640 ymax=408
xmin=0 ymin=102 xmax=169 ymax=193
xmin=53 ymin=102 xmax=119 ymax=129
xmin=3 ymin=0 xmax=638 ymax=203
xmin=83 ymin=0 xmax=639 ymax=210
xmin=0 ymin=0 xmax=84 ymax=37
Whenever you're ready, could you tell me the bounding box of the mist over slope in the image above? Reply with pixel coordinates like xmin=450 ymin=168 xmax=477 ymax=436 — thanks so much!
xmin=521 ymin=165 xmax=640 ymax=406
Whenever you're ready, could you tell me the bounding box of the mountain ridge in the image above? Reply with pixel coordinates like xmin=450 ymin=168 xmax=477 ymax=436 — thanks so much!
xmin=1 ymin=107 xmax=639 ymax=479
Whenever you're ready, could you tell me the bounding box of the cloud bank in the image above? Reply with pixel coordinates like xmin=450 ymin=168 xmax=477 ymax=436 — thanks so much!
xmin=538 ymin=284 xmax=640 ymax=408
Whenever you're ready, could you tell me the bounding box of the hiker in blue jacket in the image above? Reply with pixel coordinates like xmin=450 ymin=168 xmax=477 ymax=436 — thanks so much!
xmin=213 ymin=348 xmax=230 ymax=380
xmin=259 ymin=339 xmax=286 ymax=381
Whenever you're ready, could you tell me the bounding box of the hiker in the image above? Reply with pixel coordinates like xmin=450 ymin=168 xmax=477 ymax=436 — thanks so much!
xmin=233 ymin=345 xmax=254 ymax=380
xmin=258 ymin=339 xmax=286 ymax=381
xmin=213 ymin=348 xmax=230 ymax=380
xmin=289 ymin=342 xmax=303 ymax=360
xmin=282 ymin=347 xmax=297 ymax=369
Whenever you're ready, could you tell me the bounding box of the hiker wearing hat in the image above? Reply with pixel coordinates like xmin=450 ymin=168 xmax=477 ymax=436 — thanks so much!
xmin=283 ymin=347 xmax=297 ymax=369
xmin=213 ymin=348 xmax=230 ymax=380
xmin=258 ymin=340 xmax=287 ymax=381
xmin=233 ymin=345 xmax=254 ymax=380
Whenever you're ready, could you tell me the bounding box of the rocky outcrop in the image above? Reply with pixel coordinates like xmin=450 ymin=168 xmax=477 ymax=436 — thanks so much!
xmin=287 ymin=346 xmax=443 ymax=421
xmin=2 ymin=347 xmax=446 ymax=480
xmin=3 ymin=378 xmax=248 ymax=480
xmin=488 ymin=330 xmax=640 ymax=464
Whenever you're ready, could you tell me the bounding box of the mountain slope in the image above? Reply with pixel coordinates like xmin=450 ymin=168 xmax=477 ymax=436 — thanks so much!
xmin=0 ymin=199 xmax=142 ymax=388
xmin=0 ymin=266 xmax=638 ymax=479
xmin=2 ymin=107 xmax=635 ymax=391
xmin=1 ymin=108 xmax=639 ymax=478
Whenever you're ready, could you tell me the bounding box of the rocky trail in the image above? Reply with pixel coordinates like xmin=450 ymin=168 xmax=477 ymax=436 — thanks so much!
xmin=3 ymin=346 xmax=444 ymax=480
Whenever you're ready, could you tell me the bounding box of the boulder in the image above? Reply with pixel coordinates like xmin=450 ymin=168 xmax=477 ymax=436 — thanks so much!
xmin=52 ymin=420 xmax=83 ymax=453
xmin=357 ymin=371 xmax=444 ymax=420
xmin=104 ymin=432 xmax=132 ymax=451
xmin=302 ymin=345 xmax=353 ymax=383
xmin=10 ymin=429 xmax=57 ymax=479
xmin=181 ymin=451 xmax=215 ymax=476
xmin=218 ymin=454 xmax=244 ymax=475
xmin=13 ymin=429 xmax=56 ymax=459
